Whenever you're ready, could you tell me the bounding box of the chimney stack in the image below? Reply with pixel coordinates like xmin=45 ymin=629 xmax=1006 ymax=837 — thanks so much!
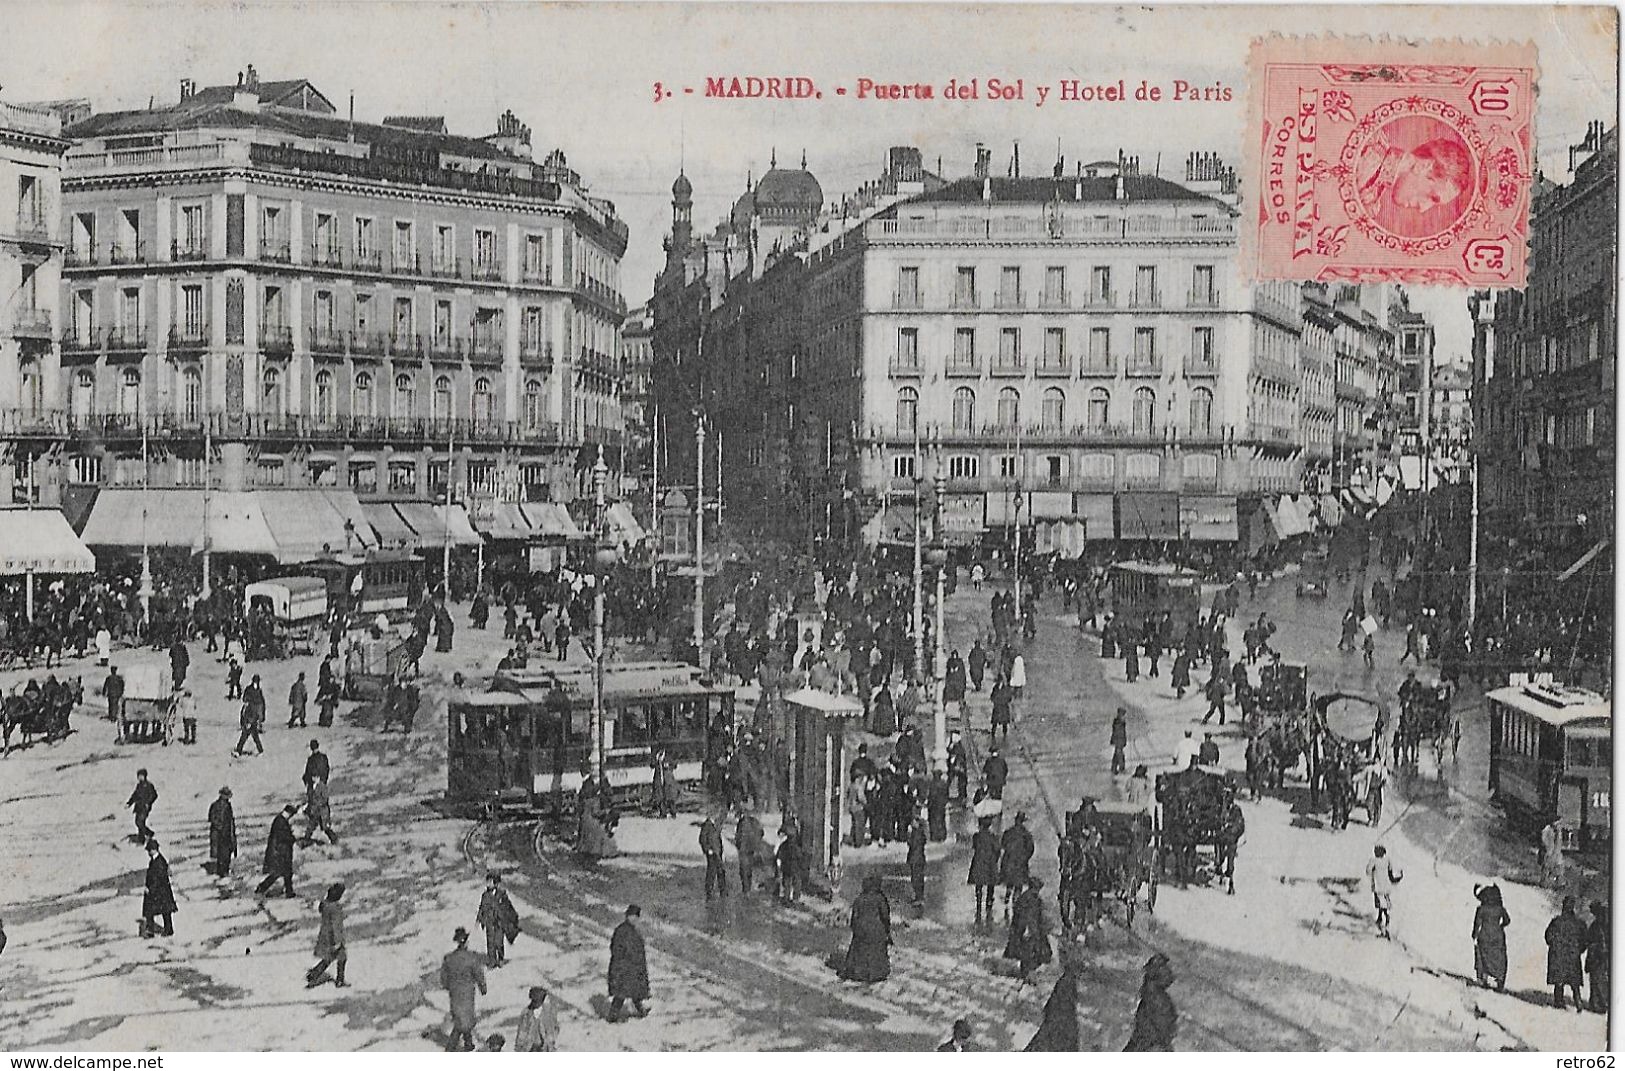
xmin=179 ymin=78 xmax=195 ymax=102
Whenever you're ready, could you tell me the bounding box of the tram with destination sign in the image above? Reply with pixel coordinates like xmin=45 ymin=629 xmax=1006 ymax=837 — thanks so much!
xmin=446 ymin=661 xmax=735 ymax=816
xmin=1487 ymin=681 xmax=1611 ymax=851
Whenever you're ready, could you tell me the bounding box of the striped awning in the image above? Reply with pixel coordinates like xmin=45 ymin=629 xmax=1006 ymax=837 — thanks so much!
xmin=0 ymin=508 xmax=95 ymax=575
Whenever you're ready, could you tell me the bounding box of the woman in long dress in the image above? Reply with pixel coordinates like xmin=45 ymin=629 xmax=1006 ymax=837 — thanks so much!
xmin=840 ymin=875 xmax=892 ymax=982
xmin=1472 ymin=884 xmax=1510 ymax=991
xmin=1024 ymin=966 xmax=1079 ymax=1050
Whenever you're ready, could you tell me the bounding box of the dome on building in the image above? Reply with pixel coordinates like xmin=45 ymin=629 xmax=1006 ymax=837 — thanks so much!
xmin=753 ymin=162 xmax=823 ymax=215
xmin=672 ymin=169 xmax=692 ymax=200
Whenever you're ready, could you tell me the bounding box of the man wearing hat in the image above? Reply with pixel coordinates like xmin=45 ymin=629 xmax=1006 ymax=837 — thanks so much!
xmin=607 ymin=904 xmax=650 ymax=1021
xmin=937 ymin=1019 xmax=973 ymax=1051
xmin=1124 ymin=953 xmax=1177 ymax=1050
xmin=475 ymin=872 xmax=520 ymax=968
xmin=255 ymin=804 xmax=299 ymax=898
xmin=141 ymin=838 xmax=176 ymax=939
xmin=440 ymin=927 xmax=487 ymax=1051
xmin=207 ymin=787 xmax=237 ymax=877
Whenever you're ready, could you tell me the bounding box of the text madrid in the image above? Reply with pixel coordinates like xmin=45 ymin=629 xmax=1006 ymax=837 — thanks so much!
xmin=703 ymin=76 xmax=1233 ymax=102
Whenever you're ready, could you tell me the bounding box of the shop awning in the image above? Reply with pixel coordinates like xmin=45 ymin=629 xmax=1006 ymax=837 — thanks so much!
xmin=259 ymin=489 xmax=376 ymax=560
xmin=0 ymin=507 xmax=95 ymax=575
xmin=1076 ymin=494 xmax=1115 ymax=540
xmin=1036 ymin=519 xmax=1088 ymax=558
xmin=523 ymin=503 xmax=584 ymax=540
xmin=1262 ymin=496 xmax=1313 ymax=539
xmin=395 ymin=502 xmax=481 ymax=548
xmin=363 ymin=502 xmax=419 ymax=549
xmin=1118 ymin=492 xmax=1180 ymax=540
xmin=1317 ymin=494 xmax=1344 ymax=528
xmin=1179 ymin=495 xmax=1239 ymax=541
xmin=604 ymin=502 xmax=647 ymax=546
xmin=82 ymin=489 xmax=376 ymax=563
xmin=473 ymin=503 xmax=534 ymax=541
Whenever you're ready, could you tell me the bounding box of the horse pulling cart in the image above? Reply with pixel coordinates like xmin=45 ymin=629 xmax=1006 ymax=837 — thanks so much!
xmin=1155 ymin=766 xmax=1244 ymax=894
xmin=2 ymin=677 xmax=78 ymax=753
xmin=1061 ymin=800 xmax=1159 ymax=931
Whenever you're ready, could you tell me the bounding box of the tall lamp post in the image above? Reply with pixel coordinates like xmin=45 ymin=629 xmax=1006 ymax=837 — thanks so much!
xmin=912 ymin=468 xmax=924 ymax=685
xmin=928 ymin=469 xmax=949 ymax=771
xmin=590 ymin=446 xmax=617 ymax=781
xmin=692 ymin=408 xmax=706 ymax=665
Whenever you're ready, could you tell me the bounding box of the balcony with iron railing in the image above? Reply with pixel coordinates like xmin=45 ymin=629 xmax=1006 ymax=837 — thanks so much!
xmin=471 ymin=260 xmax=503 ymax=283
xmin=109 ymin=241 xmax=146 ymax=266
xmin=106 ymin=326 xmax=148 ymax=354
xmin=1125 ymin=356 xmax=1162 ymax=377
xmin=469 ymin=333 xmax=505 ymax=363
xmin=428 ymin=334 xmax=468 ymax=362
xmin=11 ymin=206 xmax=51 ymax=245
xmin=310 ymin=243 xmax=344 ymax=269
xmin=864 ymin=214 xmax=1236 ymax=243
xmin=1080 ymin=355 xmax=1116 ymax=376
xmin=261 ymin=237 xmax=293 ymax=264
xmin=892 ymin=290 xmax=923 ymax=310
xmin=308 ymin=326 xmax=346 ymax=355
xmin=0 ymin=407 xmax=70 ymax=436
xmin=990 ymin=354 xmax=1026 ymax=377
xmin=519 ymin=338 xmax=553 ymax=369
xmin=521 ymin=263 xmax=553 ymax=285
xmin=60 ymin=330 xmax=100 ymax=360
xmin=1034 ymin=356 xmax=1070 ymax=378
xmin=168 ymin=322 xmax=210 ymax=354
xmin=1037 ymin=290 xmax=1070 ymax=309
xmin=429 ymin=255 xmax=462 ymax=280
xmin=353 ymin=248 xmax=383 ymax=273
xmin=64 ymin=246 xmax=98 ymax=267
xmin=388 ymin=251 xmax=419 ymax=277
xmin=11 ymin=308 xmax=51 ymax=338
xmin=944 ymin=357 xmax=980 ymax=377
xmin=1184 ymin=352 xmax=1219 ymax=376
xmin=1129 ymin=288 xmax=1162 ymax=309
xmin=349 ymin=330 xmax=387 ymax=357
xmin=260 ymin=323 xmax=294 ymax=355
xmin=1188 ymin=287 xmax=1220 ymax=309
xmin=950 ymin=289 xmax=980 ymax=310
xmin=389 ymin=332 xmax=424 ymax=359
xmin=1080 ymin=290 xmax=1116 ymax=308
xmin=993 ymin=290 xmax=1025 ymax=310
xmin=1123 ymin=472 xmax=1166 ymax=490
xmin=172 ymin=240 xmax=209 ymax=263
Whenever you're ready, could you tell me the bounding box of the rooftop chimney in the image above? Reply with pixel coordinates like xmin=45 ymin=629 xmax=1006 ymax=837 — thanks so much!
xmin=1114 ymin=174 xmax=1125 ymax=200
xmin=973 ymin=142 xmax=990 ymax=180
xmin=179 ymin=78 xmax=195 ymax=102
xmin=982 ymin=175 xmax=992 ymax=202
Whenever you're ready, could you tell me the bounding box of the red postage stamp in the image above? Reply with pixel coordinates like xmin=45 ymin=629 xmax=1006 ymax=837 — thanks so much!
xmin=1243 ymin=37 xmax=1537 ymax=288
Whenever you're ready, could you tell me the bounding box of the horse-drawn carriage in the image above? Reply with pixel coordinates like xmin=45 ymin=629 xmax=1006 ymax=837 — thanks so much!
xmin=244 ymin=577 xmax=327 ymax=661
xmin=1314 ymin=691 xmax=1390 ymax=827
xmin=1395 ymin=678 xmax=1453 ymax=766
xmin=1155 ymin=766 xmax=1244 ymax=894
xmin=1058 ymin=798 xmax=1159 ymax=931
xmin=1250 ymin=661 xmax=1313 ymax=795
xmin=1 ymin=675 xmax=78 ymax=753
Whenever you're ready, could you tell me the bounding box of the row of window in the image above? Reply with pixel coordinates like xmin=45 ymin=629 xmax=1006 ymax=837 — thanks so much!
xmin=897 ymin=324 xmax=1215 ymax=370
xmin=894 ymin=263 xmax=1218 ymax=306
xmin=16 ymin=362 xmax=554 ymax=427
xmin=897 ymin=385 xmax=1214 ymax=435
xmin=892 ymin=450 xmax=1222 ymax=484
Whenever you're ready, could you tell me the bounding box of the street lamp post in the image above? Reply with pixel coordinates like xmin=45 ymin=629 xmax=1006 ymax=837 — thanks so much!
xmin=929 ymin=470 xmax=948 ymax=771
xmin=590 ymin=447 xmax=613 ymax=781
xmin=692 ymin=409 xmax=705 ymax=665
xmin=912 ymin=469 xmax=924 ymax=684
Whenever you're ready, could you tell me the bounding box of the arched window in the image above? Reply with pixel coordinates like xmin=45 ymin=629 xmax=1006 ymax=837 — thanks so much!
xmin=523 ymin=378 xmax=543 ymax=429
xmin=74 ymin=369 xmax=97 ymax=419
xmin=1132 ymin=386 xmax=1156 ymax=433
xmin=119 ymin=367 xmax=141 ymax=416
xmin=951 ymin=386 xmax=975 ymax=432
xmin=1087 ymin=387 xmax=1110 ymax=429
xmin=1188 ymin=386 xmax=1214 ymax=435
xmin=896 ymin=387 xmax=918 ymax=434
xmin=19 ymin=359 xmax=42 ymax=416
xmin=433 ymin=374 xmax=452 ymax=423
xmin=1041 ymin=387 xmax=1065 ymax=430
xmin=315 ymin=370 xmax=334 ymax=424
xmin=354 ymin=371 xmax=374 ymax=418
xmin=997 ymin=387 xmax=1020 ymax=428
xmin=262 ymin=367 xmax=283 ymax=417
xmin=394 ymin=373 xmax=416 ymax=419
xmin=473 ymin=375 xmax=493 ymax=424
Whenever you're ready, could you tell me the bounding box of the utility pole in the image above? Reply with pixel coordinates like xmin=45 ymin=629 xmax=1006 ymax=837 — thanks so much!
xmin=590 ymin=446 xmax=609 ymax=780
xmin=1466 ymin=450 xmax=1479 ymax=630
xmin=201 ymin=378 xmax=212 ymax=603
xmin=442 ymin=423 xmax=454 ymax=599
xmin=911 ymin=428 xmax=924 ymax=683
xmin=932 ymin=468 xmax=948 ymax=771
xmin=692 ymin=408 xmax=705 ymax=664
xmin=650 ymin=402 xmax=660 ymax=586
xmin=1012 ymin=418 xmax=1023 ymax=611
xmin=139 ymin=413 xmax=152 ymax=631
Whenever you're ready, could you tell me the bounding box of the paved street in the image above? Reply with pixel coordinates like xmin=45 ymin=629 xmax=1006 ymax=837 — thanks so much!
xmin=0 ymin=572 xmax=1607 ymax=1050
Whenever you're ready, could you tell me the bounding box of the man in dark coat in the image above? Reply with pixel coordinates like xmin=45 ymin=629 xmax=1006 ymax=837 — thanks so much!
xmin=840 ymin=875 xmax=893 ymax=983
xmin=286 ymin=672 xmax=308 ymax=729
xmin=989 ymin=678 xmax=1013 ymax=743
xmin=946 ymin=731 xmax=968 ymax=803
xmin=1545 ymin=896 xmax=1587 ymax=1009
xmin=169 ymin=638 xmax=190 ymax=689
xmin=441 ymin=927 xmax=487 ymax=1050
xmin=927 ymin=770 xmax=949 ymax=842
xmin=699 ymin=815 xmax=728 ymax=900
xmin=967 ymin=640 xmax=987 ymax=692
xmin=999 ymin=812 xmax=1035 ymax=912
xmin=303 ymin=739 xmax=331 ymax=787
xmin=907 ymin=815 xmax=928 ymax=906
xmin=968 ymin=816 xmax=1001 ymax=921
xmin=982 ymin=747 xmax=1008 ymax=800
xmin=1110 ymin=708 xmax=1129 ymax=775
xmin=475 ymin=872 xmax=521 ymax=968
xmin=141 ymin=839 xmax=177 ymax=938
xmin=126 ymin=768 xmax=157 ymax=842
xmin=207 ymin=787 xmax=237 ymax=876
xmin=1586 ymin=901 xmax=1609 ymax=1013
xmin=1124 ymin=953 xmax=1177 ymax=1050
xmin=608 ymin=904 xmax=650 ymax=1020
xmin=736 ymin=811 xmax=766 ymax=895
xmin=255 ymin=804 xmax=298 ymax=898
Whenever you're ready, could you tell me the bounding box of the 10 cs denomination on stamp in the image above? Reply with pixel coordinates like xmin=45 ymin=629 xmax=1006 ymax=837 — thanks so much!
xmin=1244 ymin=38 xmax=1536 ymax=287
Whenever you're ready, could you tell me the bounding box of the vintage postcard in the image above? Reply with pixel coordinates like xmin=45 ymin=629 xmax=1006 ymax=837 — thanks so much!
xmin=0 ymin=1 xmax=1615 ymax=1055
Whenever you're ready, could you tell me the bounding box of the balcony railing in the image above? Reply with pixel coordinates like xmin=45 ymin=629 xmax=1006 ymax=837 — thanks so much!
xmin=309 ymin=327 xmax=346 ymax=355
xmin=1188 ymin=288 xmax=1220 ymax=308
xmin=1034 ymin=357 xmax=1070 ymax=377
xmin=65 ymin=246 xmax=98 ymax=267
xmin=389 ymin=332 xmax=424 ymax=359
xmin=892 ymin=291 xmax=923 ymax=310
xmin=11 ymin=309 xmax=51 ymax=338
xmin=429 ymin=255 xmax=462 ymax=280
xmin=311 ymin=244 xmax=344 ymax=269
xmin=1129 ymin=289 xmax=1162 ymax=309
xmin=1080 ymin=356 xmax=1116 ymax=376
xmin=520 ymin=339 xmax=553 ymax=368
xmin=61 ymin=330 xmax=100 ymax=357
xmin=261 ymin=238 xmax=292 ymax=264
xmin=172 ymin=240 xmax=209 ymax=262
xmin=888 ymin=354 xmax=922 ymax=376
xmin=353 ymin=249 xmax=383 ymax=272
xmin=428 ymin=335 xmax=467 ymax=362
xmin=993 ymin=291 xmax=1025 ymax=309
xmin=0 ymin=408 xmax=70 ymax=436
xmin=1038 ymin=290 xmax=1070 ymax=309
xmin=13 ymin=208 xmax=50 ymax=243
xmin=1125 ymin=357 xmax=1162 ymax=376
xmin=106 ymin=327 xmax=147 ymax=352
xmin=990 ymin=356 xmax=1026 ymax=377
xmin=471 ymin=261 xmax=503 ymax=283
xmin=521 ymin=264 xmax=553 ymax=285
xmin=261 ymin=323 xmax=294 ymax=354
xmin=944 ymin=358 xmax=980 ymax=377
xmin=1080 ymin=290 xmax=1116 ymax=308
xmin=388 ymin=251 xmax=419 ymax=276
xmin=950 ymin=290 xmax=980 ymax=310
xmin=168 ymin=324 xmax=210 ymax=352
xmin=109 ymin=242 xmax=146 ymax=266
xmin=469 ymin=334 xmax=504 ymax=362
xmin=349 ymin=330 xmax=386 ymax=356
xmin=1184 ymin=354 xmax=1219 ymax=375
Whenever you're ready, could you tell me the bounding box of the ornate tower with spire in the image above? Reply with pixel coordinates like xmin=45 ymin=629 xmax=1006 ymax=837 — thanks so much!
xmin=669 ymin=167 xmax=693 ymax=255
